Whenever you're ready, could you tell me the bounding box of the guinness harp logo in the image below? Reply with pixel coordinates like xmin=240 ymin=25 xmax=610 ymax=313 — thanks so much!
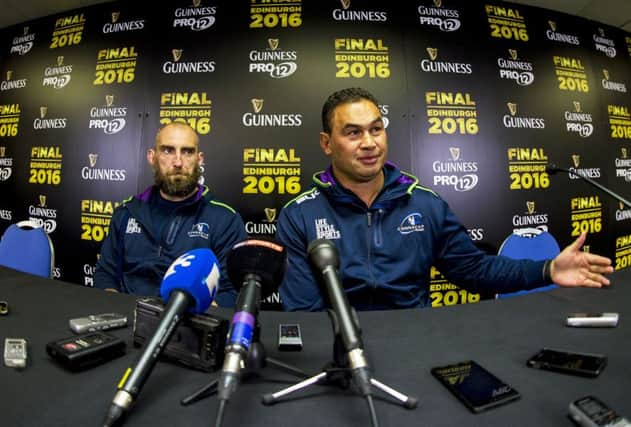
xmin=598 ymin=27 xmax=605 ymax=37
xmin=526 ymin=201 xmax=535 ymax=215
xmin=268 ymin=38 xmax=279 ymax=51
xmin=40 ymin=106 xmax=48 ymax=119
xmin=602 ymin=69 xmax=610 ymax=80
xmin=264 ymin=208 xmax=277 ymax=223
xmin=583 ymin=245 xmax=590 ymax=253
xmin=6 ymin=71 xmax=12 ymax=81
xmin=39 ymin=195 xmax=47 ymax=207
xmin=193 ymin=0 xmax=202 ymax=7
xmin=172 ymin=49 xmax=183 ymax=62
xmin=0 ymin=147 xmax=5 ymax=157
xmin=24 ymin=26 xmax=29 ymax=35
xmin=449 ymin=147 xmax=460 ymax=161
xmin=426 ymin=47 xmax=438 ymax=60
xmin=340 ymin=0 xmax=351 ymax=10
xmin=573 ymin=101 xmax=581 ymax=112
xmin=433 ymin=0 xmax=442 ymax=7
xmin=622 ymin=147 xmax=628 ymax=159
xmin=251 ymin=98 xmax=264 ymax=113
xmin=548 ymin=21 xmax=557 ymax=31
xmin=508 ymin=49 xmax=518 ymax=60
xmin=105 ymin=95 xmax=114 ymax=107
xmin=57 ymin=56 xmax=64 ymax=66
xmin=620 ymin=202 xmax=625 ymax=211
xmin=111 ymin=12 xmax=120 ymax=23
xmin=507 ymin=102 xmax=517 ymax=116
xmin=572 ymin=154 xmax=580 ymax=168
xmin=89 ymin=153 xmax=98 ymax=167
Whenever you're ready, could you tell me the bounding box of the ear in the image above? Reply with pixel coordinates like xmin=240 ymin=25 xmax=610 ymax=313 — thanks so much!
xmin=197 ymin=151 xmax=204 ymax=165
xmin=319 ymin=132 xmax=331 ymax=156
xmin=147 ymin=148 xmax=155 ymax=165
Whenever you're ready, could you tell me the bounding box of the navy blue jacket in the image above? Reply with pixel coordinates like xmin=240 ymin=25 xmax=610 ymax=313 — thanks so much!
xmin=276 ymin=163 xmax=548 ymax=311
xmin=94 ymin=185 xmax=247 ymax=307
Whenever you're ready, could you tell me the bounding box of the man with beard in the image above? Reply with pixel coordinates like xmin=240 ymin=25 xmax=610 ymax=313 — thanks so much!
xmin=94 ymin=122 xmax=247 ymax=306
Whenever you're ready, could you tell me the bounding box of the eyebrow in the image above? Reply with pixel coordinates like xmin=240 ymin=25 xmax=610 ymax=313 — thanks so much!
xmin=342 ymin=117 xmax=384 ymax=131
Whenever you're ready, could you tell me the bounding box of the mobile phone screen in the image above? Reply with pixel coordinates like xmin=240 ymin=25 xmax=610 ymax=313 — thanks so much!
xmin=527 ymin=348 xmax=607 ymax=377
xmin=431 ymin=360 xmax=520 ymax=413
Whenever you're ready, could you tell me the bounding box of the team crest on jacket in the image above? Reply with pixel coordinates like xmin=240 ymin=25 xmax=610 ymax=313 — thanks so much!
xmin=188 ymin=222 xmax=210 ymax=239
xmin=397 ymin=213 xmax=425 ymax=234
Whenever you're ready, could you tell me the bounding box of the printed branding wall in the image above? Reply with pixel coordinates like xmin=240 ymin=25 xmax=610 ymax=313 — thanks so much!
xmin=0 ymin=0 xmax=630 ymax=308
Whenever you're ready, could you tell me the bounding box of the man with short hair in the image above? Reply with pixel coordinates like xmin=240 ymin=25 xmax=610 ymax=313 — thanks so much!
xmin=276 ymin=87 xmax=613 ymax=311
xmin=95 ymin=122 xmax=247 ymax=306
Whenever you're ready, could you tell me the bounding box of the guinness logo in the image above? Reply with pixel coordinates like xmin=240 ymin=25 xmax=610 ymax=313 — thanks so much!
xmin=264 ymin=208 xmax=277 ymax=222
xmin=6 ymin=71 xmax=12 ymax=80
xmin=572 ymin=154 xmax=580 ymax=168
xmin=193 ymin=0 xmax=201 ymax=7
xmin=527 ymin=201 xmax=535 ymax=215
xmin=426 ymin=47 xmax=438 ymax=60
xmin=111 ymin=12 xmax=120 ymax=23
xmin=57 ymin=56 xmax=64 ymax=66
xmin=251 ymin=98 xmax=264 ymax=113
xmin=507 ymin=102 xmax=517 ymax=116
xmin=508 ymin=49 xmax=517 ymax=60
xmin=433 ymin=0 xmax=442 ymax=7
xmin=622 ymin=147 xmax=628 ymax=159
xmin=340 ymin=0 xmax=351 ymax=10
xmin=89 ymin=153 xmax=98 ymax=167
xmin=602 ymin=69 xmax=610 ymax=80
xmin=583 ymin=245 xmax=590 ymax=253
xmin=172 ymin=49 xmax=183 ymax=62
xmin=573 ymin=101 xmax=581 ymax=112
xmin=0 ymin=147 xmax=5 ymax=157
xmin=105 ymin=95 xmax=114 ymax=107
xmin=620 ymin=202 xmax=625 ymax=210
xmin=449 ymin=147 xmax=460 ymax=161
xmin=268 ymin=38 xmax=279 ymax=50
xmin=40 ymin=106 xmax=48 ymax=119
xmin=39 ymin=195 xmax=47 ymax=207
xmin=598 ymin=27 xmax=605 ymax=37
xmin=24 ymin=26 xmax=29 ymax=35
xmin=548 ymin=21 xmax=557 ymax=31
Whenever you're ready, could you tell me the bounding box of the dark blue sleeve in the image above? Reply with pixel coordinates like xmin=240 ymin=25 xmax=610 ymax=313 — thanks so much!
xmin=211 ymin=210 xmax=248 ymax=308
xmin=276 ymin=206 xmax=325 ymax=311
xmin=94 ymin=207 xmax=126 ymax=292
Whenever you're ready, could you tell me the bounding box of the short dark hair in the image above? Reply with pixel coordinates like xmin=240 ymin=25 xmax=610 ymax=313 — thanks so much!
xmin=321 ymin=87 xmax=380 ymax=133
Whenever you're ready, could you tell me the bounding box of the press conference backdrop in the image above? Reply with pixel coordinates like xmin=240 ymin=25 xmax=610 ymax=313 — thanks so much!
xmin=0 ymin=0 xmax=630 ymax=308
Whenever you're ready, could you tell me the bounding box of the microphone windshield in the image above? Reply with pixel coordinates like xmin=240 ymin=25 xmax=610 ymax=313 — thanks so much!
xmin=307 ymin=239 xmax=339 ymax=271
xmin=227 ymin=239 xmax=286 ymax=298
xmin=160 ymin=248 xmax=220 ymax=314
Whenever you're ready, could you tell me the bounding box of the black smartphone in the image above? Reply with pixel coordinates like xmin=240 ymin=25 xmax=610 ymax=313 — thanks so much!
xmin=431 ymin=360 xmax=520 ymax=413
xmin=526 ymin=348 xmax=607 ymax=377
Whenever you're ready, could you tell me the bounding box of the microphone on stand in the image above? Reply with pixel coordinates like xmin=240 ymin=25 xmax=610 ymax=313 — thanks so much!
xmin=102 ymin=248 xmax=220 ymax=427
xmin=307 ymin=239 xmax=378 ymax=426
xmin=546 ymin=164 xmax=631 ymax=208
xmin=214 ymin=239 xmax=286 ymax=426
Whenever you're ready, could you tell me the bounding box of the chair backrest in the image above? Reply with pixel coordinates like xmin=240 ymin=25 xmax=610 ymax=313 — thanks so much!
xmin=496 ymin=228 xmax=560 ymax=298
xmin=0 ymin=220 xmax=55 ymax=278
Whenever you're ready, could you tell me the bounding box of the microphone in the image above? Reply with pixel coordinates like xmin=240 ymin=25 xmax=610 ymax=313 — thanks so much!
xmin=307 ymin=239 xmax=373 ymax=398
xmin=214 ymin=239 xmax=286 ymax=423
xmin=103 ymin=248 xmax=220 ymax=427
xmin=546 ymin=163 xmax=631 ymax=208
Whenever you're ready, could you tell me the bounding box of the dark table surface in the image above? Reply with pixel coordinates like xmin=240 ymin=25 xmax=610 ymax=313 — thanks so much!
xmin=1 ymin=266 xmax=630 ymax=427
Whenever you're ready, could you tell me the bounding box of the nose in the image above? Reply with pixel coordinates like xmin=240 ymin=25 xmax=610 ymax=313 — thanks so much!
xmin=172 ymin=150 xmax=184 ymax=167
xmin=359 ymin=131 xmax=377 ymax=149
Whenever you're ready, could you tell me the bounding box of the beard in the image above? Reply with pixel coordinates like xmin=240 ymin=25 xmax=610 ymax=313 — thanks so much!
xmin=153 ymin=163 xmax=201 ymax=198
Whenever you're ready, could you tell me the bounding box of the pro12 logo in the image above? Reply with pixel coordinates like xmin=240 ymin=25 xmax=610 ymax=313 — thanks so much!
xmin=249 ymin=39 xmax=297 ymax=79
xmin=173 ymin=1 xmax=216 ymax=31
xmin=89 ymin=95 xmax=127 ymax=134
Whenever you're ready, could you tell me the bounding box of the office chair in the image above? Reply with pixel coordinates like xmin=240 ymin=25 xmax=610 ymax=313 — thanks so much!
xmin=496 ymin=228 xmax=560 ymax=298
xmin=0 ymin=220 xmax=55 ymax=278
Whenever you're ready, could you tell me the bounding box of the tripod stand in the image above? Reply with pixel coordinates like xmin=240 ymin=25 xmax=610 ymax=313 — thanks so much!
xmin=262 ymin=310 xmax=418 ymax=427
xmin=180 ymin=323 xmax=308 ymax=406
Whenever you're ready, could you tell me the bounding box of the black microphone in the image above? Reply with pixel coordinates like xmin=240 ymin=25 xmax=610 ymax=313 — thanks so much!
xmin=546 ymin=163 xmax=631 ymax=208
xmin=103 ymin=249 xmax=221 ymax=427
xmin=307 ymin=239 xmax=373 ymax=397
xmin=214 ymin=239 xmax=286 ymax=424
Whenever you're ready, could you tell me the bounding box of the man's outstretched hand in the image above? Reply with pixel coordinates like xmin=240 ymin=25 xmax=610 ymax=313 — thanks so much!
xmin=551 ymin=232 xmax=614 ymax=288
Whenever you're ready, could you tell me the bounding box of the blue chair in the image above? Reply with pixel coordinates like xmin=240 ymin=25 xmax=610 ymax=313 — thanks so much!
xmin=0 ymin=220 xmax=55 ymax=278
xmin=496 ymin=228 xmax=560 ymax=298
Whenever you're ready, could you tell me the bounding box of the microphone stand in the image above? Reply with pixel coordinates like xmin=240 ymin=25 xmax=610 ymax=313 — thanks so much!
xmin=180 ymin=322 xmax=308 ymax=406
xmin=262 ymin=308 xmax=418 ymax=427
xmin=548 ymin=166 xmax=631 ymax=208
